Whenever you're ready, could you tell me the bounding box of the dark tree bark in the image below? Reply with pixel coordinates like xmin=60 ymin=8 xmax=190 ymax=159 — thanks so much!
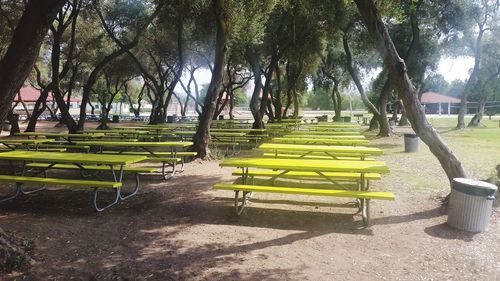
xmin=354 ymin=0 xmax=466 ymax=184
xmin=468 ymin=69 xmax=500 ymax=127
xmin=0 ymin=0 xmax=67 ymax=270
xmin=273 ymin=63 xmax=283 ymax=122
xmin=343 ymin=34 xmax=390 ymax=136
xmin=193 ymin=0 xmax=229 ymax=159
xmin=93 ymin=2 xmax=165 ymax=125
xmin=0 ymin=0 xmax=67 ymax=129
xmin=246 ymin=46 xmax=263 ymax=128
xmin=457 ymin=12 xmax=488 ymax=129
xmin=321 ymin=67 xmax=342 ymax=122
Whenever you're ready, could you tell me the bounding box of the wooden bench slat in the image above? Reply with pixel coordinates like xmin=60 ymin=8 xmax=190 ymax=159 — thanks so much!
xmin=214 ymin=183 xmax=395 ymax=200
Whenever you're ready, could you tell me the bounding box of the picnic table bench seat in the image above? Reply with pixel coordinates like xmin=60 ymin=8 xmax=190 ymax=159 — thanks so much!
xmin=232 ymin=170 xmax=381 ymax=181
xmin=25 ymin=163 xmax=156 ymax=174
xmin=261 ymin=152 xmax=375 ymax=161
xmin=0 ymin=147 xmax=67 ymax=152
xmin=100 ymin=150 xmax=197 ymax=157
xmin=0 ymin=174 xmax=123 ymax=211
xmin=213 ymin=183 xmax=395 ymax=225
xmin=27 ymin=144 xmax=90 ymax=151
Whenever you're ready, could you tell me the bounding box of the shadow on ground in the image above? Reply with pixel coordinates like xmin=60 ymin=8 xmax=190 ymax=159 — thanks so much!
xmin=0 ymin=164 xmax=372 ymax=280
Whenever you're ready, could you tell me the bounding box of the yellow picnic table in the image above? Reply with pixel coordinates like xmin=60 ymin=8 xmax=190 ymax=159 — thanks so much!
xmin=257 ymin=143 xmax=382 ymax=160
xmin=271 ymin=137 xmax=369 ymax=146
xmin=0 ymin=138 xmax=55 ymax=150
xmin=0 ymin=151 xmax=147 ymax=211
xmin=287 ymin=130 xmax=361 ymax=135
xmin=282 ymin=134 xmax=365 ymax=139
xmin=216 ymin=157 xmax=392 ymax=225
xmin=74 ymin=141 xmax=193 ymax=179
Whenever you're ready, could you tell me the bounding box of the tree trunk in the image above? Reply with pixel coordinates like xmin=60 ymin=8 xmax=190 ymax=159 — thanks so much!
xmin=245 ymin=46 xmax=263 ymax=128
xmin=354 ymin=0 xmax=466 ymax=184
xmin=378 ymin=77 xmax=392 ymax=136
xmin=274 ymin=63 xmax=283 ymax=122
xmin=0 ymin=0 xmax=67 ymax=129
xmin=332 ymin=78 xmax=342 ymax=122
xmin=343 ymin=34 xmax=389 ymax=134
xmin=457 ymin=28 xmax=485 ymax=129
xmin=468 ymin=70 xmax=500 ymax=127
xmin=292 ymin=90 xmax=299 ymax=118
xmin=468 ymin=96 xmax=486 ymax=127
xmin=193 ymin=0 xmax=229 ymax=159
xmin=398 ymin=100 xmax=409 ymax=126
xmin=368 ymin=116 xmax=379 ymax=131
xmin=26 ymin=87 xmax=51 ymax=132
xmin=0 ymin=228 xmax=32 ymax=273
xmin=0 ymin=0 xmax=66 ymax=267
xmin=7 ymin=109 xmax=20 ymax=136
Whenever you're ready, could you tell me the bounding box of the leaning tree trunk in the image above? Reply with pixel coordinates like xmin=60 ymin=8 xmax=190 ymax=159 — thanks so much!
xmin=245 ymin=46 xmax=263 ymax=128
xmin=377 ymin=77 xmax=392 ymax=136
xmin=468 ymin=96 xmax=486 ymax=127
xmin=343 ymin=34 xmax=390 ymax=135
xmin=468 ymin=70 xmax=500 ymax=127
xmin=457 ymin=28 xmax=484 ymax=129
xmin=398 ymin=100 xmax=409 ymax=126
xmin=332 ymin=79 xmax=342 ymax=122
xmin=354 ymin=0 xmax=466 ymax=184
xmin=0 ymin=0 xmax=67 ymax=270
xmin=193 ymin=0 xmax=229 ymax=159
xmin=0 ymin=0 xmax=67 ymax=129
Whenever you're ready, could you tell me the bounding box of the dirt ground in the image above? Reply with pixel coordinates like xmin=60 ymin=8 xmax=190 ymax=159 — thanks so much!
xmin=1 ymin=121 xmax=499 ymax=280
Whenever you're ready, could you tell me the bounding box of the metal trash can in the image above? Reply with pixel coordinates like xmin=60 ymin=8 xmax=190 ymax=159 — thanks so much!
xmin=342 ymin=116 xmax=351 ymax=123
xmin=404 ymin=133 xmax=419 ymax=152
xmin=447 ymin=178 xmax=497 ymax=232
xmin=112 ymin=115 xmax=119 ymax=123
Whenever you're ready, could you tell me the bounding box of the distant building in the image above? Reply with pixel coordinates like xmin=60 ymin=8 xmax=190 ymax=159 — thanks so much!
xmin=13 ymin=85 xmax=81 ymax=115
xmin=420 ymin=92 xmax=461 ymax=115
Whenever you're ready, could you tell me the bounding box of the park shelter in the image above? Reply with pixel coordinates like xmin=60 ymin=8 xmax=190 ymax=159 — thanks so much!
xmin=420 ymin=92 xmax=461 ymax=115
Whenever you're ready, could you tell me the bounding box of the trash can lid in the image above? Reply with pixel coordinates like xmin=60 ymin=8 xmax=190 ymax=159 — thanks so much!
xmin=452 ymin=178 xmax=498 ymax=197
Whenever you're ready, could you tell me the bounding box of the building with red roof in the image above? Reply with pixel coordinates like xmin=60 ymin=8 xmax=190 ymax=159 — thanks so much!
xmin=420 ymin=91 xmax=461 ymax=115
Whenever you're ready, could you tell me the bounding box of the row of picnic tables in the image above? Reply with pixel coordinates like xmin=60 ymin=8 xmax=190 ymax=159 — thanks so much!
xmin=0 ymin=119 xmax=287 ymax=211
xmin=0 ymin=126 xmax=197 ymax=211
xmin=214 ymin=121 xmax=394 ymax=226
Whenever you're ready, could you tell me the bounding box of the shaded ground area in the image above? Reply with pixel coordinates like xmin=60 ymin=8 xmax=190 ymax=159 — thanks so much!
xmin=1 ymin=120 xmax=499 ymax=280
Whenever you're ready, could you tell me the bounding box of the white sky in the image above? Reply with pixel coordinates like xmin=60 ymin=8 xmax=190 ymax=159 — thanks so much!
xmin=437 ymin=56 xmax=475 ymax=82
xmin=175 ymin=57 xmax=476 ymax=95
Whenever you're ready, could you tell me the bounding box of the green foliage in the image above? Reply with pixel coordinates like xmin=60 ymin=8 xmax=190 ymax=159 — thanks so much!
xmin=422 ymin=73 xmax=450 ymax=94
xmin=307 ymin=88 xmax=334 ymax=110
xmin=233 ymin=88 xmax=249 ymax=107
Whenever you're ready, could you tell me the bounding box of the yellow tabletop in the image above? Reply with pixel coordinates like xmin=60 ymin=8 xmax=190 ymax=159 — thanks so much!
xmin=282 ymin=134 xmax=366 ymax=139
xmin=0 ymin=151 xmax=146 ymax=165
xmin=271 ymin=137 xmax=369 ymax=145
xmin=74 ymin=141 xmax=193 ymax=147
xmin=258 ymin=143 xmax=383 ymax=155
xmin=220 ymin=157 xmax=389 ymax=173
xmin=0 ymin=139 xmax=55 ymax=144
